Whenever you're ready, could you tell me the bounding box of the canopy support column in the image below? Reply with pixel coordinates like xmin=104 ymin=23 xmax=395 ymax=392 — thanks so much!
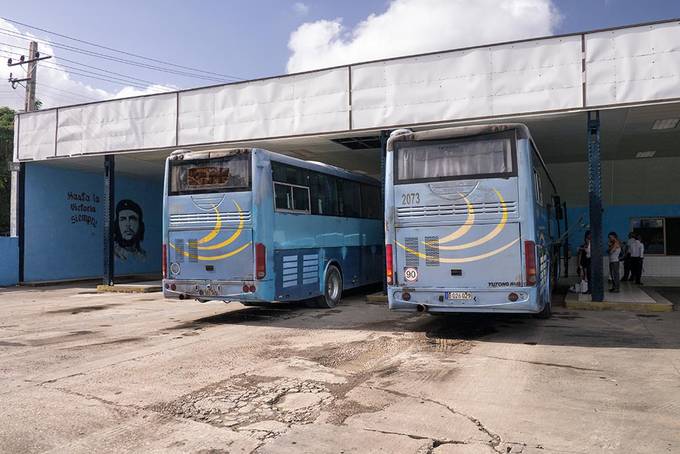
xmin=103 ymin=155 xmax=115 ymax=286
xmin=587 ymin=111 xmax=604 ymax=302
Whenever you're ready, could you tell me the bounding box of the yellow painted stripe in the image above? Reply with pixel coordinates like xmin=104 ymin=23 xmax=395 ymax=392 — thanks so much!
xmin=196 ymin=206 xmax=221 ymax=244
xmin=432 ymin=189 xmax=508 ymax=251
xmin=435 ymin=195 xmax=475 ymax=244
xmin=170 ymin=241 xmax=252 ymax=261
xmin=397 ymin=238 xmax=519 ymax=264
xmin=197 ymin=201 xmax=244 ymax=250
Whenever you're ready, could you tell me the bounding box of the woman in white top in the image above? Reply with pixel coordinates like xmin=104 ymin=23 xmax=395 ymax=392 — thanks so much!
xmin=608 ymin=232 xmax=621 ymax=293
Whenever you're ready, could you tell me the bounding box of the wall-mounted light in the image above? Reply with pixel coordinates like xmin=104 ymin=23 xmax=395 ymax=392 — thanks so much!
xmin=651 ymin=118 xmax=679 ymax=130
xmin=635 ymin=151 xmax=656 ymax=158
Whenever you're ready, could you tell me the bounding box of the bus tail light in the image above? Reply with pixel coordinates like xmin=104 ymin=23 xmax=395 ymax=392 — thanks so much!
xmin=162 ymin=244 xmax=167 ymax=278
xmin=255 ymin=243 xmax=266 ymax=279
xmin=524 ymin=240 xmax=537 ymax=286
xmin=386 ymin=244 xmax=394 ymax=285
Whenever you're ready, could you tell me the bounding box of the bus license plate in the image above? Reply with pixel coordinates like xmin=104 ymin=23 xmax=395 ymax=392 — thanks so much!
xmin=446 ymin=291 xmax=473 ymax=300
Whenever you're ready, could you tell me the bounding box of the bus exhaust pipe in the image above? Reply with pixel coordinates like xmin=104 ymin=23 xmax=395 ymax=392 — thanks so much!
xmin=416 ymin=304 xmax=428 ymax=313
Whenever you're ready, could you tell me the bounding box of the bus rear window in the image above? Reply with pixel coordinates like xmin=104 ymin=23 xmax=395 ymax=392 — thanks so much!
xmin=169 ymin=153 xmax=251 ymax=195
xmin=396 ymin=136 xmax=514 ymax=183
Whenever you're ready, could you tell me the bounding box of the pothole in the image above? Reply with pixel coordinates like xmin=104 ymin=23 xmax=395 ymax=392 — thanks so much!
xmin=152 ymin=375 xmax=333 ymax=432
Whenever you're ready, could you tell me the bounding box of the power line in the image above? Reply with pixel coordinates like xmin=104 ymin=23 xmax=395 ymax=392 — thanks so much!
xmin=0 ymin=18 xmax=244 ymax=81
xmin=2 ymin=40 xmax=167 ymax=90
xmin=0 ymin=41 xmax=32 ymax=52
xmin=34 ymin=82 xmax=100 ymax=101
xmin=1 ymin=48 xmax=165 ymax=101
xmin=45 ymin=60 xmax=160 ymax=87
xmin=41 ymin=64 xmax=165 ymax=92
xmin=3 ymin=16 xmax=243 ymax=80
xmin=0 ymin=28 xmax=229 ymax=83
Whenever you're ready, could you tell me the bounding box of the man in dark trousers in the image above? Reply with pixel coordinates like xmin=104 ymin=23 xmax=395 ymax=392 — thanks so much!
xmin=621 ymin=232 xmax=634 ymax=281
xmin=629 ymin=233 xmax=644 ymax=285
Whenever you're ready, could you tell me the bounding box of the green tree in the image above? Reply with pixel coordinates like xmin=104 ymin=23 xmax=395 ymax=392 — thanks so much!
xmin=0 ymin=107 xmax=15 ymax=235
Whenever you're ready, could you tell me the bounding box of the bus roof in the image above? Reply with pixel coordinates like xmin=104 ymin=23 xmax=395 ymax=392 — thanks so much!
xmin=386 ymin=123 xmax=531 ymax=152
xmin=168 ymin=147 xmax=380 ymax=186
xmin=387 ymin=123 xmax=557 ymax=194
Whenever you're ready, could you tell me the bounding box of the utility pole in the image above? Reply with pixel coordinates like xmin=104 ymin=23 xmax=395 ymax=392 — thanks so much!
xmin=7 ymin=41 xmax=51 ymax=284
xmin=24 ymin=41 xmax=38 ymax=112
xmin=7 ymin=41 xmax=51 ymax=112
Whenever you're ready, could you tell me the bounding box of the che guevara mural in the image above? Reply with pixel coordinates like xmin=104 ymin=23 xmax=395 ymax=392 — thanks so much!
xmin=114 ymin=199 xmax=147 ymax=261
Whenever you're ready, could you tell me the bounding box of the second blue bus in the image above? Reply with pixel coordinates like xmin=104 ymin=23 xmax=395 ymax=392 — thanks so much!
xmin=162 ymin=148 xmax=383 ymax=307
xmin=384 ymin=124 xmax=561 ymax=317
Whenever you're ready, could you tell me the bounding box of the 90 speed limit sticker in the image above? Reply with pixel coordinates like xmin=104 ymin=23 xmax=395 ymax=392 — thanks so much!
xmin=404 ymin=267 xmax=418 ymax=282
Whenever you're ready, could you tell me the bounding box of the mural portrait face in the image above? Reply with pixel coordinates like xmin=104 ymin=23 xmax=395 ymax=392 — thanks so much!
xmin=118 ymin=209 xmax=140 ymax=241
xmin=114 ymin=199 xmax=146 ymax=261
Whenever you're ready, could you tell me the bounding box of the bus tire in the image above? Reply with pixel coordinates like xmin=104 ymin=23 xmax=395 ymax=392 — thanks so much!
xmin=535 ymin=299 xmax=552 ymax=319
xmin=317 ymin=265 xmax=342 ymax=308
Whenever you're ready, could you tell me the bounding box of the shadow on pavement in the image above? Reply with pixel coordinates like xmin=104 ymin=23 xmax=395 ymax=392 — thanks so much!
xmin=165 ymin=295 xmax=680 ymax=350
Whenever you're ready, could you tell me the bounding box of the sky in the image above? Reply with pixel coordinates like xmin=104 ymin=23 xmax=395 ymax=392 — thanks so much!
xmin=0 ymin=0 xmax=679 ymax=110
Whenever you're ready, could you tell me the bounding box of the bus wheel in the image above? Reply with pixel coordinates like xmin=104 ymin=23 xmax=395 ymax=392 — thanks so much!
xmin=318 ymin=265 xmax=342 ymax=308
xmin=535 ymin=299 xmax=552 ymax=319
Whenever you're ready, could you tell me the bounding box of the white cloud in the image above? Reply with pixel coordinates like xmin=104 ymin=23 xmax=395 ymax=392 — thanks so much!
xmin=0 ymin=18 xmax=174 ymax=111
xmin=287 ymin=0 xmax=560 ymax=73
xmin=292 ymin=2 xmax=310 ymax=16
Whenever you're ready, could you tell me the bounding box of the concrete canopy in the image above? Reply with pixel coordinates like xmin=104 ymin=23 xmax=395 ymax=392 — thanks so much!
xmin=13 ymin=19 xmax=680 ymax=168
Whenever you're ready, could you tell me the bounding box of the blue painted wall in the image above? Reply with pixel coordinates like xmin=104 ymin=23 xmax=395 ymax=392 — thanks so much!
xmin=0 ymin=237 xmax=18 ymax=286
xmin=114 ymin=174 xmax=163 ymax=277
xmin=24 ymin=163 xmax=163 ymax=282
xmin=566 ymin=204 xmax=680 ymax=253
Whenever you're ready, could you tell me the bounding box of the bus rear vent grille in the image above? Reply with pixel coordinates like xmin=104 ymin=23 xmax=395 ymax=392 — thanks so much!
xmin=397 ymin=201 xmax=517 ymax=218
xmin=404 ymin=237 xmax=420 ymax=267
xmin=188 ymin=240 xmax=198 ymax=263
xmin=175 ymin=239 xmax=185 ymax=263
xmin=424 ymin=236 xmax=439 ymax=266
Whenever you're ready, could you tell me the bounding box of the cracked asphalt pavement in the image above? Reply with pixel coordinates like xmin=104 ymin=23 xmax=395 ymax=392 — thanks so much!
xmin=0 ymin=285 xmax=679 ymax=453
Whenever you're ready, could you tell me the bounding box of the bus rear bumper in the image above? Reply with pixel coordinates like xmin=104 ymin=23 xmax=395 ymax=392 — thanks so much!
xmin=387 ymin=286 xmax=542 ymax=314
xmin=162 ymin=279 xmax=271 ymax=303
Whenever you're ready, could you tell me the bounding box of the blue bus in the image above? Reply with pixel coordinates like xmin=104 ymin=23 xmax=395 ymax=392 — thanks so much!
xmin=384 ymin=124 xmax=561 ymax=318
xmin=162 ymin=148 xmax=383 ymax=307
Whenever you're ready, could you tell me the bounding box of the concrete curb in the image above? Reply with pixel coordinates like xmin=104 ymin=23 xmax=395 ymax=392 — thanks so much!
xmin=96 ymin=284 xmax=162 ymax=294
xmin=564 ymin=292 xmax=673 ymax=312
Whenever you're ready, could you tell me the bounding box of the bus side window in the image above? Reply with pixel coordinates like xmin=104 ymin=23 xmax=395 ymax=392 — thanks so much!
xmin=309 ymin=172 xmax=339 ymax=216
xmin=360 ymin=184 xmax=381 ymax=219
xmin=274 ymin=182 xmax=310 ymax=213
xmin=274 ymin=182 xmax=293 ymax=210
xmin=336 ymin=178 xmax=361 ymax=218
xmin=533 ymin=168 xmax=544 ymax=206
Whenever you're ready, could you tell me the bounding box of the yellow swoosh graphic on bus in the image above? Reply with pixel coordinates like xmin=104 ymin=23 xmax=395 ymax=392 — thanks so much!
xmin=196 ymin=206 xmax=222 ymax=244
xmin=397 ymin=238 xmax=519 ymax=264
xmin=170 ymin=241 xmax=252 ymax=261
xmin=427 ymin=189 xmax=508 ymax=251
xmin=197 ymin=201 xmax=244 ymax=250
xmin=169 ymin=199 xmax=250 ymax=261
xmin=433 ymin=195 xmax=475 ymax=244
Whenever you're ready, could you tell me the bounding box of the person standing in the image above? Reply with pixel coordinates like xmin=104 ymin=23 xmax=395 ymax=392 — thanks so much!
xmin=580 ymin=231 xmax=592 ymax=293
xmin=629 ymin=233 xmax=645 ymax=285
xmin=622 ymin=232 xmax=634 ymax=281
xmin=608 ymin=232 xmax=621 ymax=293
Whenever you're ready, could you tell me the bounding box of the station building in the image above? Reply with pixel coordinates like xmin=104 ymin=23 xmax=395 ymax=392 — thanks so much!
xmin=3 ymin=19 xmax=680 ymax=300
